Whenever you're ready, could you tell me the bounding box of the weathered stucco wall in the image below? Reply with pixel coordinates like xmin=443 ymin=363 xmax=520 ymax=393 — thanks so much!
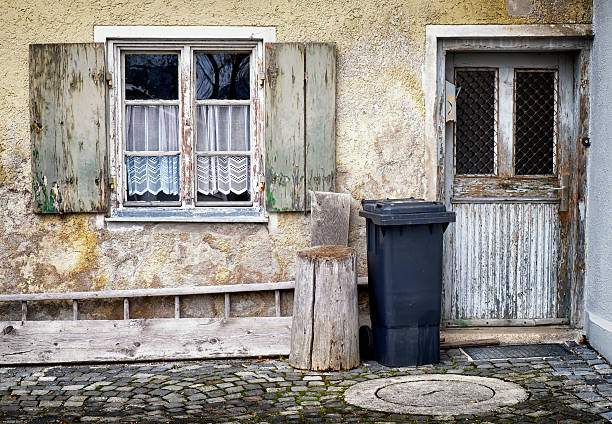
xmin=0 ymin=0 xmax=591 ymax=318
xmin=585 ymin=0 xmax=612 ymax=362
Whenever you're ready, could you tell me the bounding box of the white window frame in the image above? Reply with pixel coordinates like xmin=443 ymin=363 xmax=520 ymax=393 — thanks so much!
xmin=95 ymin=26 xmax=276 ymax=222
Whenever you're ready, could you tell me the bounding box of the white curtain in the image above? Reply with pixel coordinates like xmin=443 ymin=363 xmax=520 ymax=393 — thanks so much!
xmin=125 ymin=105 xmax=180 ymax=196
xmin=126 ymin=156 xmax=180 ymax=196
xmin=196 ymin=105 xmax=250 ymax=195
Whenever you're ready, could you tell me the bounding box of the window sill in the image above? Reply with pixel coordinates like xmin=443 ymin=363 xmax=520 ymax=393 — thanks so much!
xmin=106 ymin=207 xmax=268 ymax=223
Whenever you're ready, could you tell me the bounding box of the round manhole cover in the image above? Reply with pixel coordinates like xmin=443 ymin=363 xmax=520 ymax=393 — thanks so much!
xmin=344 ymin=374 xmax=528 ymax=417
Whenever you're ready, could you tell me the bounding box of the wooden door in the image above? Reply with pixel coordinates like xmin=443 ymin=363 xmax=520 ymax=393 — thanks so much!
xmin=443 ymin=53 xmax=574 ymax=325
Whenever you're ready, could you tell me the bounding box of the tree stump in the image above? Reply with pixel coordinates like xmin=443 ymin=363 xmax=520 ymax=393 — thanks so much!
xmin=289 ymin=245 xmax=360 ymax=371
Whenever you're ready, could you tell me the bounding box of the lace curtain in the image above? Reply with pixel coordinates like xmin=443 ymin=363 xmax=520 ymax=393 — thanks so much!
xmin=123 ymin=104 xmax=251 ymax=197
xmin=125 ymin=105 xmax=180 ymax=196
xmin=196 ymin=105 xmax=250 ymax=195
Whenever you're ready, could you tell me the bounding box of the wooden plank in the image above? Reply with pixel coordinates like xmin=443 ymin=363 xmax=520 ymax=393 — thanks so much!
xmin=0 ymin=281 xmax=297 ymax=302
xmin=305 ymin=44 xmax=336 ymax=210
xmin=444 ymin=318 xmax=569 ymax=327
xmin=0 ymin=279 xmax=368 ymax=303
xmin=0 ymin=317 xmax=292 ymax=365
xmin=275 ymin=290 xmax=281 ymax=317
xmin=265 ymin=43 xmax=306 ymax=212
xmin=310 ymin=191 xmax=351 ymax=246
xmin=123 ymin=298 xmax=130 ymax=320
xmin=29 ymin=43 xmax=107 ymax=213
xmin=440 ymin=338 xmax=500 ymax=349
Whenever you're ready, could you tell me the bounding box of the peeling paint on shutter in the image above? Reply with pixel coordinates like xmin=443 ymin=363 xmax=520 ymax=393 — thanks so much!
xmin=30 ymin=43 xmax=107 ymax=213
xmin=305 ymin=43 xmax=336 ymax=210
xmin=265 ymin=43 xmax=305 ymax=212
xmin=265 ymin=43 xmax=336 ymax=212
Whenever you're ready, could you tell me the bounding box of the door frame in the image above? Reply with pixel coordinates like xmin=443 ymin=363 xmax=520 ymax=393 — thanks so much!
xmin=423 ymin=25 xmax=592 ymax=328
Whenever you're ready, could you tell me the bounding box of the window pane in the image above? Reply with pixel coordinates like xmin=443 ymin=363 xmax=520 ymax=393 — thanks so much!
xmin=196 ymin=105 xmax=250 ymax=152
xmin=514 ymin=71 xmax=556 ymax=175
xmin=126 ymin=105 xmax=179 ymax=151
xmin=125 ymin=54 xmax=178 ymax=100
xmin=196 ymin=155 xmax=250 ymax=202
xmin=455 ymin=70 xmax=497 ymax=175
xmin=196 ymin=54 xmax=250 ymax=100
xmin=126 ymin=155 xmax=180 ymax=201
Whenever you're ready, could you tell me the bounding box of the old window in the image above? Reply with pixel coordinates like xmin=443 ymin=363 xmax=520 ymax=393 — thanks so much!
xmin=30 ymin=28 xmax=336 ymax=218
xmin=110 ymin=41 xmax=263 ymax=219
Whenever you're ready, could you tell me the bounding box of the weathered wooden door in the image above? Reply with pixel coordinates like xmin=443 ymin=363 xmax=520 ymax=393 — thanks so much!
xmin=443 ymin=53 xmax=574 ymax=325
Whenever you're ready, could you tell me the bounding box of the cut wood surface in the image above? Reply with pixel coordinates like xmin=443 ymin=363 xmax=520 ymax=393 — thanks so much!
xmin=290 ymin=246 xmax=359 ymax=371
xmin=310 ymin=191 xmax=351 ymax=247
xmin=0 ymin=317 xmax=291 ymax=365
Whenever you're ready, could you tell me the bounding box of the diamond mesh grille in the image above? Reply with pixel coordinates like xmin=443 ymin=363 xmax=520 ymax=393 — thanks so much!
xmin=455 ymin=70 xmax=497 ymax=175
xmin=514 ymin=71 xmax=556 ymax=175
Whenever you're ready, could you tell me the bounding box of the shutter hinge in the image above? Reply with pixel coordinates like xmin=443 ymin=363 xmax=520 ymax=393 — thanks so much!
xmin=257 ymin=174 xmax=266 ymax=192
xmin=258 ymin=72 xmax=265 ymax=88
xmin=109 ymin=175 xmax=116 ymax=190
xmin=105 ymin=72 xmax=113 ymax=88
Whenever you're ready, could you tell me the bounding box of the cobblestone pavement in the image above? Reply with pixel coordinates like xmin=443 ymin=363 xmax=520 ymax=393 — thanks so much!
xmin=0 ymin=342 xmax=611 ymax=423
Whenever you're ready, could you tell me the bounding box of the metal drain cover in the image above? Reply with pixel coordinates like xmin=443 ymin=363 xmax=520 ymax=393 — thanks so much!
xmin=463 ymin=343 xmax=571 ymax=360
xmin=344 ymin=374 xmax=528 ymax=417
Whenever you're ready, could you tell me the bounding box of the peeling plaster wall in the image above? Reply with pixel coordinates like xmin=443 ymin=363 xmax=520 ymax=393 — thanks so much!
xmin=0 ymin=0 xmax=591 ymax=318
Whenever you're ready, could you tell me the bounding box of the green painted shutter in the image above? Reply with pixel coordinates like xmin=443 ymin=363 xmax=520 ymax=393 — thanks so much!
xmin=265 ymin=43 xmax=336 ymax=212
xmin=265 ymin=43 xmax=306 ymax=212
xmin=305 ymin=43 xmax=336 ymax=210
xmin=30 ymin=43 xmax=108 ymax=213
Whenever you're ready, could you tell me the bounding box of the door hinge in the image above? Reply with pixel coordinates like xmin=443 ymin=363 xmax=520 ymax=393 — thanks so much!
xmin=105 ymin=72 xmax=113 ymax=88
xmin=258 ymin=72 xmax=265 ymax=88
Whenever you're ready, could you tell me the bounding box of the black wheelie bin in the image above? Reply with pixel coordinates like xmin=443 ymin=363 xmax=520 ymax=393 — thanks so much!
xmin=359 ymin=198 xmax=455 ymax=367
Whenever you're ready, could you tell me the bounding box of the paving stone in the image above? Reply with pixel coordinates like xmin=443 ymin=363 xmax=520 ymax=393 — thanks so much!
xmin=0 ymin=345 xmax=609 ymax=423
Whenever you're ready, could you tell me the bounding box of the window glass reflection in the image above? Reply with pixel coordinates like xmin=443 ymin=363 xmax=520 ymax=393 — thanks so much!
xmin=196 ymin=54 xmax=250 ymax=100
xmin=125 ymin=54 xmax=179 ymax=100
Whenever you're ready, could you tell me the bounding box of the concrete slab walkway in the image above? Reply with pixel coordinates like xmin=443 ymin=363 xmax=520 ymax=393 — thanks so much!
xmin=0 ymin=341 xmax=611 ymax=423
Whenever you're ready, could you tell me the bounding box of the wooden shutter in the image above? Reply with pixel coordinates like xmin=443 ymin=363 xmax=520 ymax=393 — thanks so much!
xmin=30 ymin=43 xmax=107 ymax=213
xmin=265 ymin=43 xmax=336 ymax=212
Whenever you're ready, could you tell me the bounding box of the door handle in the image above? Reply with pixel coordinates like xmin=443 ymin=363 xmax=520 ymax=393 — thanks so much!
xmin=556 ymin=174 xmax=569 ymax=213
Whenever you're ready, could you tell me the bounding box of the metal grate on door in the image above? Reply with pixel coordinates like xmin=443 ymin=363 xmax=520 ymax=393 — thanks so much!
xmin=514 ymin=70 xmax=557 ymax=175
xmin=455 ymin=69 xmax=497 ymax=175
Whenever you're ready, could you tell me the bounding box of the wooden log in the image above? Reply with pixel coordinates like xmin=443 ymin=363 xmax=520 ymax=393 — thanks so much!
xmin=310 ymin=191 xmax=351 ymax=247
xmin=290 ymin=245 xmax=359 ymax=371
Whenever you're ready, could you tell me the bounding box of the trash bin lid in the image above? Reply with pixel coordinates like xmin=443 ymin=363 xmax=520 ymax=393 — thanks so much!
xmin=359 ymin=198 xmax=456 ymax=226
